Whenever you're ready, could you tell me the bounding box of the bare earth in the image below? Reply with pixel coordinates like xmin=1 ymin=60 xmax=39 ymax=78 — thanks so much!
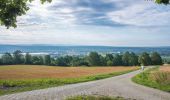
xmin=0 ymin=69 xmax=170 ymax=100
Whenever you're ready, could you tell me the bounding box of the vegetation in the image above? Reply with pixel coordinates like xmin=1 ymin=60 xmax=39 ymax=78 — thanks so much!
xmin=155 ymin=0 xmax=169 ymax=5
xmin=66 ymin=95 xmax=126 ymax=100
xmin=0 ymin=66 xmax=138 ymax=95
xmin=0 ymin=50 xmax=163 ymax=67
xmin=132 ymin=66 xmax=170 ymax=92
xmin=0 ymin=0 xmax=52 ymax=28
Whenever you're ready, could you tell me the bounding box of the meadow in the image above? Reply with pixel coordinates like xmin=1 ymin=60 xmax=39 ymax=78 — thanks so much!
xmin=0 ymin=65 xmax=138 ymax=95
xmin=132 ymin=65 xmax=170 ymax=92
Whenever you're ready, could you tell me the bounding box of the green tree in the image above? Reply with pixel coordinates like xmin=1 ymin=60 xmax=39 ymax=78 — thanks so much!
xmin=113 ymin=54 xmax=123 ymax=66
xmin=56 ymin=57 xmax=67 ymax=66
xmin=25 ymin=52 xmax=32 ymax=64
xmin=122 ymin=52 xmax=130 ymax=66
xmin=105 ymin=54 xmax=114 ymax=66
xmin=0 ymin=58 xmax=2 ymax=65
xmin=155 ymin=0 xmax=169 ymax=5
xmin=13 ymin=50 xmax=24 ymax=64
xmin=151 ymin=52 xmax=163 ymax=65
xmin=128 ymin=52 xmax=139 ymax=66
xmin=0 ymin=0 xmax=52 ymax=28
xmin=44 ymin=55 xmax=51 ymax=65
xmin=50 ymin=58 xmax=57 ymax=66
xmin=88 ymin=52 xmax=102 ymax=66
xmin=138 ymin=52 xmax=152 ymax=66
xmin=32 ymin=56 xmax=44 ymax=65
xmin=1 ymin=52 xmax=13 ymax=64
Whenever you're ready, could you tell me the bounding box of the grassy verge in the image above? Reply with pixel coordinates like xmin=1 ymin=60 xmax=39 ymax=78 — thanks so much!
xmin=66 ymin=95 xmax=126 ymax=100
xmin=132 ymin=66 xmax=170 ymax=92
xmin=0 ymin=68 xmax=138 ymax=96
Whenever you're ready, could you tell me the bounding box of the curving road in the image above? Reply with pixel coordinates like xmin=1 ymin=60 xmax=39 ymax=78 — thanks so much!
xmin=0 ymin=69 xmax=170 ymax=100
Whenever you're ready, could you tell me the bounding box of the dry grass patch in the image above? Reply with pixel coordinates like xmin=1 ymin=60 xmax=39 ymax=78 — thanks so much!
xmin=0 ymin=65 xmax=138 ymax=80
xmin=160 ymin=65 xmax=170 ymax=72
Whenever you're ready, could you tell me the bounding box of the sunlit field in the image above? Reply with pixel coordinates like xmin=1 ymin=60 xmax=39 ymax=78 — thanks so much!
xmin=0 ymin=65 xmax=137 ymax=80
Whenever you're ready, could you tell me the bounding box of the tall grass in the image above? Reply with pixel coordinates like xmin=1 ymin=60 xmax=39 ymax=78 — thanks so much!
xmin=151 ymin=71 xmax=170 ymax=85
xmin=132 ymin=67 xmax=170 ymax=92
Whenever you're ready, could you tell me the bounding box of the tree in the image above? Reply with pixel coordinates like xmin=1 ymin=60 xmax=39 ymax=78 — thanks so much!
xmin=155 ymin=0 xmax=169 ymax=5
xmin=151 ymin=52 xmax=163 ymax=65
xmin=13 ymin=50 xmax=24 ymax=64
xmin=32 ymin=56 xmax=44 ymax=65
xmin=0 ymin=58 xmax=2 ymax=65
xmin=1 ymin=52 xmax=13 ymax=64
xmin=128 ymin=52 xmax=139 ymax=66
xmin=0 ymin=0 xmax=52 ymax=28
xmin=113 ymin=54 xmax=123 ymax=66
xmin=105 ymin=54 xmax=114 ymax=66
xmin=122 ymin=52 xmax=130 ymax=66
xmin=25 ymin=52 xmax=32 ymax=64
xmin=138 ymin=52 xmax=152 ymax=66
xmin=50 ymin=58 xmax=57 ymax=66
xmin=87 ymin=52 xmax=102 ymax=66
xmin=44 ymin=55 xmax=51 ymax=65
xmin=56 ymin=57 xmax=67 ymax=66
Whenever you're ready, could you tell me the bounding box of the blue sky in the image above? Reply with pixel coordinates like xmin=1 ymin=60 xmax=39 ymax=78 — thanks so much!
xmin=0 ymin=0 xmax=170 ymax=47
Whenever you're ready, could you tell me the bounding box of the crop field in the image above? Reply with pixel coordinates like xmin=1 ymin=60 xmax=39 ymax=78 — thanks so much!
xmin=0 ymin=65 xmax=138 ymax=95
xmin=0 ymin=65 xmax=137 ymax=80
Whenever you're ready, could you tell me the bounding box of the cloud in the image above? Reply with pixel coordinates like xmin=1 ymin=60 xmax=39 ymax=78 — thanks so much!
xmin=0 ymin=0 xmax=170 ymax=46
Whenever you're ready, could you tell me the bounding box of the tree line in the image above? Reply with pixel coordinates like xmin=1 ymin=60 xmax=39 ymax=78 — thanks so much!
xmin=0 ymin=50 xmax=163 ymax=66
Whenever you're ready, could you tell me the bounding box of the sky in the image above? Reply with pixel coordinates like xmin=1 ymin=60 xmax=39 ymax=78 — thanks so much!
xmin=0 ymin=0 xmax=170 ymax=47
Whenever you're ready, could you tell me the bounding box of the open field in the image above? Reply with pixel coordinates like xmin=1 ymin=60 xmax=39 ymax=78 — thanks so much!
xmin=132 ymin=65 xmax=170 ymax=92
xmin=0 ymin=65 xmax=137 ymax=80
xmin=0 ymin=65 xmax=138 ymax=95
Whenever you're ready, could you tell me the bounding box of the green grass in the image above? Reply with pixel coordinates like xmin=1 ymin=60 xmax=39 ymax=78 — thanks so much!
xmin=0 ymin=68 xmax=138 ymax=96
xmin=132 ymin=67 xmax=170 ymax=92
xmin=66 ymin=95 xmax=126 ymax=100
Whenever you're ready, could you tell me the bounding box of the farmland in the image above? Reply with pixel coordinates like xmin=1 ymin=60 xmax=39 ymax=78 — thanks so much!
xmin=0 ymin=65 xmax=138 ymax=95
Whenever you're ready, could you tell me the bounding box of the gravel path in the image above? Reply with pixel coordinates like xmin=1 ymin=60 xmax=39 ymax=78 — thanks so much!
xmin=0 ymin=69 xmax=170 ymax=100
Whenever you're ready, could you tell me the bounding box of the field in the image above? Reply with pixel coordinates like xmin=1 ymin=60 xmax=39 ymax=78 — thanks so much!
xmin=0 ymin=65 xmax=137 ymax=80
xmin=132 ymin=65 xmax=170 ymax=92
xmin=0 ymin=65 xmax=138 ymax=95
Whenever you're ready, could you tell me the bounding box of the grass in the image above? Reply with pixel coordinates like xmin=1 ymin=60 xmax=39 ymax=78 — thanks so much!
xmin=132 ymin=66 xmax=170 ymax=92
xmin=66 ymin=95 xmax=127 ymax=100
xmin=0 ymin=65 xmax=139 ymax=96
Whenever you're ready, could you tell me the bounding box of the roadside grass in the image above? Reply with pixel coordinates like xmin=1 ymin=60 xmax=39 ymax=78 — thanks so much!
xmin=66 ymin=95 xmax=126 ymax=100
xmin=132 ymin=66 xmax=170 ymax=92
xmin=0 ymin=68 xmax=138 ymax=96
